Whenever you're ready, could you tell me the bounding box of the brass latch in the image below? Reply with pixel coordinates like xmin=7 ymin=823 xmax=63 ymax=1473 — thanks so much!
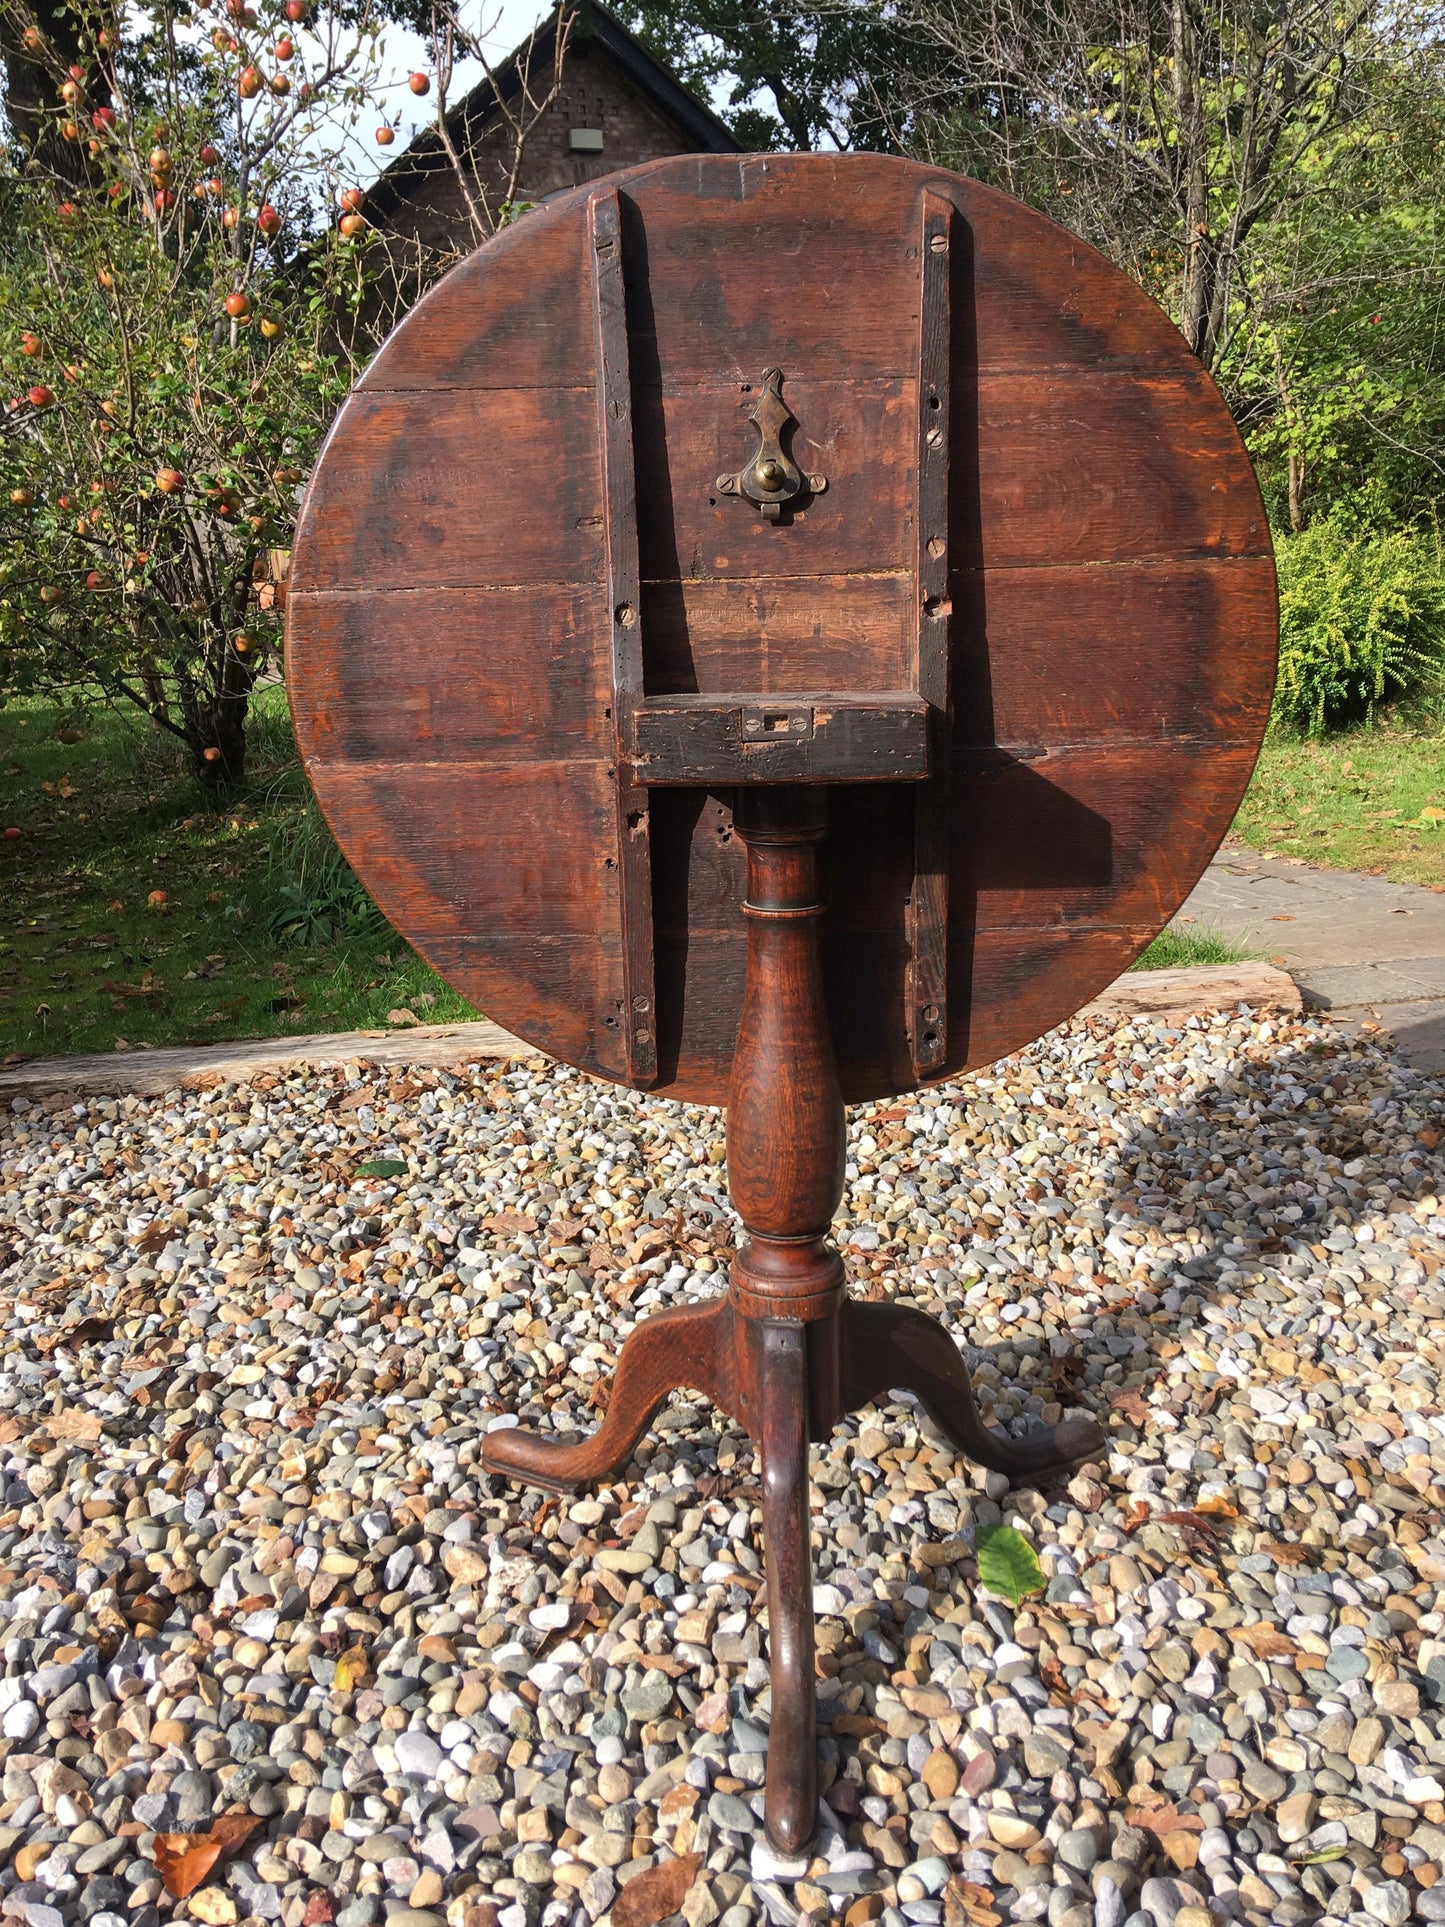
xmin=716 ymin=368 xmax=827 ymax=521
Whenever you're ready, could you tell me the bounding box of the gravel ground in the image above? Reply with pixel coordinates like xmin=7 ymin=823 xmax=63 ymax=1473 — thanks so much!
xmin=1 ymin=1004 xmax=1444 ymax=1927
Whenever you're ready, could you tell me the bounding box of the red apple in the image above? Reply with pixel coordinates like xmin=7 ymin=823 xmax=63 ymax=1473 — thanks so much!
xmin=374 ymin=124 xmax=394 ymax=146
xmin=257 ymin=203 xmax=281 ymax=235
xmin=224 ymin=290 xmax=251 ymax=319
xmin=85 ymin=569 xmax=109 ymax=590
xmin=60 ymin=120 xmax=80 ymax=142
xmin=91 ymin=105 xmax=115 ymax=131
xmin=56 ymin=202 xmax=76 ymax=220
xmin=149 ymin=144 xmax=172 ymax=174
xmin=68 ymin=62 xmax=85 ymax=80
xmin=202 ymin=747 xmax=222 ymax=763
xmin=275 ymin=35 xmax=294 ymax=59
xmin=27 ymin=385 xmax=52 ymax=407
xmin=155 ymin=467 xmax=184 ymax=493
xmin=60 ymin=78 xmax=81 ymax=104
xmin=408 ymin=71 xmax=429 ymax=94
xmin=269 ymin=71 xmax=289 ymax=94
xmin=238 ymin=66 xmax=261 ymax=98
xmin=39 ymin=586 xmax=61 ymax=604
xmin=284 ymin=0 xmax=309 ymax=20
xmin=199 ymin=142 xmax=220 ymax=166
xmin=339 ymin=211 xmax=365 ymax=237
xmin=339 ymin=186 xmax=364 ymax=212
xmin=3 ymin=828 xmax=19 ymax=841
xmin=9 ymin=488 xmax=34 ymax=506
xmin=20 ymin=332 xmax=41 ymax=357
xmin=21 ymin=24 xmax=42 ymax=51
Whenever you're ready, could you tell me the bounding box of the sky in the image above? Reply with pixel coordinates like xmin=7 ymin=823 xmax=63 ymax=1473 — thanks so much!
xmin=359 ymin=0 xmax=551 ymax=185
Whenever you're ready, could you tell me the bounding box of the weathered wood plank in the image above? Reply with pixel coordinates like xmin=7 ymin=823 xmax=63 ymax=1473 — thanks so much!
xmin=287 ymin=587 xmax=611 ymax=763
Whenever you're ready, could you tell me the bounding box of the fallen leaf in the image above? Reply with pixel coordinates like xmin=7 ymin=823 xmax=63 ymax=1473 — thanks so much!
xmin=484 ymin=1211 xmax=539 ymax=1236
xmin=1109 ymin=1388 xmax=1151 ymax=1426
xmin=154 ymin=1813 xmax=262 ymax=1898
xmin=612 ymin=1851 xmax=702 ymax=1927
xmin=1263 ymin=1539 xmax=1314 ymax=1566
xmin=386 ymin=1007 xmax=420 ymax=1027
xmin=1155 ymin=1509 xmax=1226 ymax=1541
xmin=1124 ymin=1803 xmax=1203 ymax=1838
xmin=1121 ymin=1498 xmax=1151 ymax=1532
xmin=47 ymin=1408 xmax=103 ymax=1442
xmin=1193 ymin=1494 xmax=1239 ymax=1519
xmin=333 ymin=1643 xmax=369 ymax=1691
xmin=1233 ymin=1623 xmax=1299 ymax=1661
xmin=945 ymin=1876 xmax=1002 ymax=1927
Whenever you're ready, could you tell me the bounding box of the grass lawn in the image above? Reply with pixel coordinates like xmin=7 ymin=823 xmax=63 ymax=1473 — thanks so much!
xmin=0 ymin=686 xmax=474 ymax=1061
xmin=3 ymin=693 xmax=1438 ymax=1063
xmin=1232 ymin=726 xmax=1445 ymax=887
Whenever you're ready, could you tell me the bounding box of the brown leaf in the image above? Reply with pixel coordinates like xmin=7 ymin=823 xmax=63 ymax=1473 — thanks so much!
xmin=1233 ymin=1623 xmax=1298 ymax=1661
xmin=154 ymin=1813 xmax=262 ymax=1898
xmin=1193 ymin=1494 xmax=1239 ymax=1520
xmin=1263 ymin=1540 xmax=1314 ymax=1566
xmin=1121 ymin=1499 xmax=1151 ymax=1533
xmin=1124 ymin=1803 xmax=1203 ymax=1838
xmin=1155 ymin=1510 xmax=1225 ymax=1541
xmin=48 ymin=1408 xmax=103 ymax=1442
xmin=483 ymin=1211 xmax=538 ymax=1237
xmin=945 ymin=1876 xmax=1002 ymax=1927
xmin=612 ymin=1851 xmax=702 ymax=1927
xmin=1109 ymin=1388 xmax=1150 ymax=1425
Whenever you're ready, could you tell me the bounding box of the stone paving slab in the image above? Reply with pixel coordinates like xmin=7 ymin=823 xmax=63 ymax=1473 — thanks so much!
xmin=1178 ymin=842 xmax=1445 ymax=966
xmin=1177 ymin=841 xmax=1445 ymax=1070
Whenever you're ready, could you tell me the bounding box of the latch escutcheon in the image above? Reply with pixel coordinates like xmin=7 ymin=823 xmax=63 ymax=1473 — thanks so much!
xmin=716 ymin=368 xmax=827 ymax=522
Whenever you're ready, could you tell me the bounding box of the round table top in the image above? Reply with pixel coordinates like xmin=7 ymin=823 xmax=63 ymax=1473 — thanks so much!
xmin=286 ymin=152 xmax=1277 ymax=1105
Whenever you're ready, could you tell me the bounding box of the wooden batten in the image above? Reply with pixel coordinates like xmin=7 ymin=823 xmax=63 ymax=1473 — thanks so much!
xmin=908 ymin=188 xmax=953 ymax=1079
xmin=589 ymin=186 xmax=658 ymax=1086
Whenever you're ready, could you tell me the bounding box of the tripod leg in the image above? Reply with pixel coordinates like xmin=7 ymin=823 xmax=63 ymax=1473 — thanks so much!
xmin=841 ymin=1301 xmax=1105 ymax=1483
xmin=758 ymin=1321 xmax=818 ymax=1858
xmin=481 ymin=1293 xmax=736 ymax=1493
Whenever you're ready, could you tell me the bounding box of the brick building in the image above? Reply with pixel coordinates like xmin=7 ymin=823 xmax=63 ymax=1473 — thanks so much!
xmin=363 ymin=0 xmax=740 ymax=265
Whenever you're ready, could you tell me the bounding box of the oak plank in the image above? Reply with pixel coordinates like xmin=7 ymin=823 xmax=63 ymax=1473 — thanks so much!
xmin=290 ymin=388 xmax=603 ymax=594
xmin=287 ymin=588 xmax=611 ymax=763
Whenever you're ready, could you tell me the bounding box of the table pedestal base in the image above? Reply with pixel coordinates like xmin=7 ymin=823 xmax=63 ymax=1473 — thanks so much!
xmin=482 ymin=788 xmax=1105 ymax=1854
xmin=482 ymin=1283 xmax=1104 ymax=1853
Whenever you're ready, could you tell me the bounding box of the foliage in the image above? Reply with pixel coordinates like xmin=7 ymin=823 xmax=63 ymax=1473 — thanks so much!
xmin=617 ymin=0 xmax=919 ymax=150
xmin=1272 ymin=516 xmax=1445 ymax=735
xmin=1226 ymin=46 xmax=1445 ymax=532
xmin=0 ymin=0 xmax=389 ymax=782
xmin=973 ymin=1524 xmax=1044 ymax=1606
xmin=0 ymin=686 xmax=473 ymax=1058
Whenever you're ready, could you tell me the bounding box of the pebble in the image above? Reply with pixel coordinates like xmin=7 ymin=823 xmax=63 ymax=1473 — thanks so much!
xmin=0 ymin=1009 xmax=1442 ymax=1926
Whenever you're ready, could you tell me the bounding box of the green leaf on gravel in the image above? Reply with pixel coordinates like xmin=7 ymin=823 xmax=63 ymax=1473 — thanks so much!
xmin=975 ymin=1525 xmax=1045 ymax=1605
xmin=356 ymin=1158 xmax=406 ymax=1179
xmin=1302 ymin=1846 xmax=1350 ymax=1864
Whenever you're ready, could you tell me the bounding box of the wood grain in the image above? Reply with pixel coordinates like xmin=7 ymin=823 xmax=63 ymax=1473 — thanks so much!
xmin=287 ymin=151 xmax=1277 ymax=1106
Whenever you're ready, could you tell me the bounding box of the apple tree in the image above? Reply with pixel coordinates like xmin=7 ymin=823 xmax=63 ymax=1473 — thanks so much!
xmin=0 ymin=0 xmax=393 ymax=783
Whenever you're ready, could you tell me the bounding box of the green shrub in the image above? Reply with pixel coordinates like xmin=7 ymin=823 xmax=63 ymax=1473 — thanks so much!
xmin=1273 ymin=519 xmax=1445 ymax=735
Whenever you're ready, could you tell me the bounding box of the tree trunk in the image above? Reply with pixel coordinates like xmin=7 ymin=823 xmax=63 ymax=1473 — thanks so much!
xmin=0 ymin=0 xmax=100 ymax=184
xmin=178 ymin=642 xmax=257 ymax=785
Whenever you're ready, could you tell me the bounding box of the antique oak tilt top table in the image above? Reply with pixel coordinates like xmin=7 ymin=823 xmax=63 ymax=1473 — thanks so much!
xmin=286 ymin=153 xmax=1278 ymax=1856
